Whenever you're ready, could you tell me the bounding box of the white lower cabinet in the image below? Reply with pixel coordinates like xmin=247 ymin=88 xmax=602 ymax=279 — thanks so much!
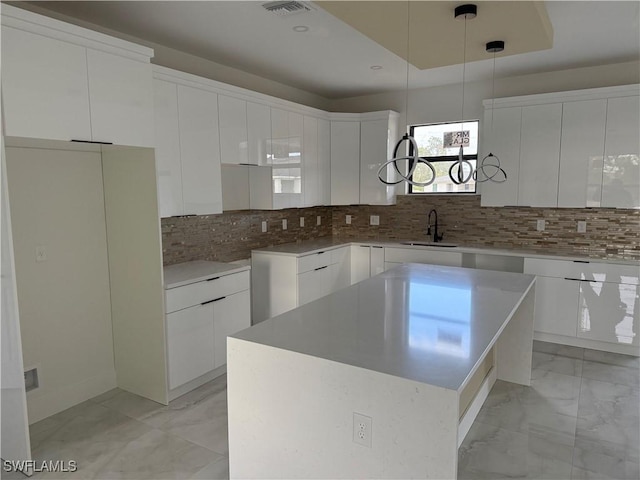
xmin=165 ymin=270 xmax=250 ymax=394
xmin=384 ymin=247 xmax=463 ymax=271
xmin=167 ymin=303 xmax=215 ymax=390
xmin=578 ymin=281 xmax=639 ymax=346
xmin=251 ymin=246 xmax=351 ymax=323
xmin=350 ymin=245 xmax=385 ymax=285
xmin=524 ymin=257 xmax=639 ymax=353
xmin=531 ymin=276 xmax=580 ymax=337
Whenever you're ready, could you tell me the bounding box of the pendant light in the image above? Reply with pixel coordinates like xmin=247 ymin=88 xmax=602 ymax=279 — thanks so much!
xmin=473 ymin=40 xmax=507 ymax=183
xmin=377 ymin=1 xmax=436 ymax=187
xmin=449 ymin=4 xmax=477 ymax=185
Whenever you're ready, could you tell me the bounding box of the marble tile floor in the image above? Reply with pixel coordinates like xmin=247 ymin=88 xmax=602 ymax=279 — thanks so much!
xmin=19 ymin=341 xmax=639 ymax=480
xmin=459 ymin=341 xmax=640 ymax=480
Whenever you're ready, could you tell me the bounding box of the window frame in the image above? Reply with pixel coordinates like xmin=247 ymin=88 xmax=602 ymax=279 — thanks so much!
xmin=407 ymin=120 xmax=479 ymax=194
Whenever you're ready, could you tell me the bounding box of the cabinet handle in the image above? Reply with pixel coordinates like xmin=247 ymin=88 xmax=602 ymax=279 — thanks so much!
xmin=201 ymin=296 xmax=226 ymax=305
xmin=360 ymin=245 xmax=369 ymax=248
xmin=317 ymin=251 xmax=326 ymax=255
xmin=372 ymin=246 xmax=383 ymax=249
xmin=206 ymin=276 xmax=220 ymax=282
xmin=564 ymin=277 xmax=581 ymax=281
xmin=573 ymin=260 xmax=590 ymax=264
xmin=314 ymin=266 xmax=328 ymax=271
xmin=71 ymin=139 xmax=113 ymax=145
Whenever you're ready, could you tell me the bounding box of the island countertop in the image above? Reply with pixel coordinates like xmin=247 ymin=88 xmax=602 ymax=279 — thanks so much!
xmin=232 ymin=263 xmax=536 ymax=391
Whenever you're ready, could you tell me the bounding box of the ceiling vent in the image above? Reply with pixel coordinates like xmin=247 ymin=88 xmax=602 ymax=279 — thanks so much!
xmin=262 ymin=1 xmax=313 ymax=17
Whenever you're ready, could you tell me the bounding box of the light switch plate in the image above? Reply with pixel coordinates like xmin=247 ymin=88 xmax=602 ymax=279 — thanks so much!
xmin=300 ymin=217 xmax=305 ymax=227
xmin=282 ymin=219 xmax=287 ymax=230
xmin=261 ymin=221 xmax=267 ymax=233
xmin=370 ymin=215 xmax=380 ymax=226
xmin=577 ymin=221 xmax=587 ymax=233
xmin=346 ymin=215 xmax=352 ymax=225
xmin=536 ymin=219 xmax=545 ymax=232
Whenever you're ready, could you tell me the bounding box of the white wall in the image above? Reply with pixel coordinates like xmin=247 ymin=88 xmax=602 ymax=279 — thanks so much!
xmin=329 ymin=60 xmax=640 ymax=128
xmin=6 ymin=144 xmax=117 ymax=424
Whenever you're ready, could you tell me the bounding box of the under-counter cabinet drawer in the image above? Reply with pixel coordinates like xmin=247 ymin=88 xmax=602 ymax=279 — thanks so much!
xmin=385 ymin=247 xmax=463 ymax=267
xmin=165 ymin=270 xmax=249 ymax=313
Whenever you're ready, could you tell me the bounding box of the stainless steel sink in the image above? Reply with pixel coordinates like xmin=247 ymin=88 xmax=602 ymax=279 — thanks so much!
xmin=400 ymin=241 xmax=458 ymax=248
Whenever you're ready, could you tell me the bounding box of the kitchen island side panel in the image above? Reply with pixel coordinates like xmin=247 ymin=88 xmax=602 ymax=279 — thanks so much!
xmin=227 ymin=337 xmax=459 ymax=480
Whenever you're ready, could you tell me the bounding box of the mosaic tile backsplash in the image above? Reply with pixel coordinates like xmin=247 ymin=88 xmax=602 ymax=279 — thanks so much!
xmin=161 ymin=195 xmax=639 ymax=265
xmin=332 ymin=195 xmax=640 ymax=260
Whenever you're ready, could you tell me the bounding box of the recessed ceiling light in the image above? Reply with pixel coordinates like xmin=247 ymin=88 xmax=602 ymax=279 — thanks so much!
xmin=370 ymin=65 xmax=383 ymax=70
xmin=293 ymin=25 xmax=309 ymax=32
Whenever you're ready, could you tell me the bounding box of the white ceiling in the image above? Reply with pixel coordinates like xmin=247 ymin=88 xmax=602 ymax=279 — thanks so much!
xmin=28 ymin=1 xmax=640 ymax=99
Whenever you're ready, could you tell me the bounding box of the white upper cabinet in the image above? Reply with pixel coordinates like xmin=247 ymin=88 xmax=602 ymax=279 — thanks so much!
xmin=518 ymin=103 xmax=563 ymax=207
xmin=153 ymin=79 xmax=183 ymax=217
xmin=331 ymin=121 xmax=361 ymax=205
xmin=303 ymin=116 xmax=319 ymax=207
xmin=480 ymin=107 xmax=522 ymax=207
xmin=247 ymin=102 xmax=272 ymax=166
xmin=270 ymin=108 xmax=303 ymax=209
xmin=601 ymin=95 xmax=640 ymax=208
xmin=359 ymin=112 xmax=399 ymax=205
xmin=86 ymin=49 xmax=155 ymax=147
xmin=482 ymin=85 xmax=639 ymax=210
xmin=177 ymin=85 xmax=223 ymax=215
xmin=558 ymin=99 xmax=607 ymax=208
xmin=318 ymin=118 xmax=331 ymax=205
xmin=1 ymin=4 xmax=154 ymax=147
xmin=218 ymin=95 xmax=249 ymax=165
xmin=1 ymin=25 xmax=92 ymax=142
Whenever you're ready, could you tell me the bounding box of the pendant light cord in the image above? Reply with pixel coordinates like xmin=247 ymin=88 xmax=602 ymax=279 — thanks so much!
xmin=404 ymin=0 xmax=410 ymax=135
xmin=489 ymin=48 xmax=496 ymax=140
xmin=460 ymin=15 xmax=467 ymax=134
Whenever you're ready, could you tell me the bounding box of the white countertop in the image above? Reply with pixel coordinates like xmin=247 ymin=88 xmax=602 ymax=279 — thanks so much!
xmin=252 ymin=238 xmax=640 ymax=266
xmin=164 ymin=260 xmax=250 ymax=289
xmin=232 ymin=263 xmax=535 ymax=391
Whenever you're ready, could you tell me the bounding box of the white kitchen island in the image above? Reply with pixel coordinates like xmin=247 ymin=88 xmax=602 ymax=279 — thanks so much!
xmin=228 ymin=263 xmax=536 ymax=479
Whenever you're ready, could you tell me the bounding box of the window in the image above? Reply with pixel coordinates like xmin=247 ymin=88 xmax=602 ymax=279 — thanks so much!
xmin=409 ymin=121 xmax=479 ymax=193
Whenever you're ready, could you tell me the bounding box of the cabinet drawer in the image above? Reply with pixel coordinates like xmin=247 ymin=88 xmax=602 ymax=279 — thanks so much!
xmin=298 ymin=250 xmax=331 ymax=273
xmin=384 ymin=247 xmax=463 ymax=267
xmin=574 ymin=263 xmax=639 ymax=285
xmin=524 ymin=258 xmax=639 ymax=285
xmin=165 ymin=270 xmax=250 ymax=313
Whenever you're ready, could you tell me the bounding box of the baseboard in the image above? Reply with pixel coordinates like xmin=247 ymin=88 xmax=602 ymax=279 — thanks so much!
xmin=168 ymin=364 xmax=226 ymax=402
xmin=26 ymin=369 xmax=117 ymax=424
xmin=534 ymin=332 xmax=639 ymax=357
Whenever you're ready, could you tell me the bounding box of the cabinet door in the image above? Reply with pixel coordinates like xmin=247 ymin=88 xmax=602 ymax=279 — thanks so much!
xmin=167 ymin=304 xmax=215 ymax=389
xmin=370 ymin=246 xmax=385 ymax=277
xmin=86 ymin=49 xmax=154 ymax=147
xmin=601 ymin=96 xmax=640 ymax=208
xmin=558 ymin=99 xmax=607 ymax=208
xmin=384 ymin=247 xmax=463 ymax=267
xmin=247 ymin=102 xmax=272 ymax=166
xmin=532 ymin=276 xmax=580 ymax=337
xmin=479 ymin=107 xmax=521 ymax=206
xmin=218 ymin=95 xmax=248 ymax=165
xmin=271 ymin=109 xmax=302 ymax=209
xmin=331 ymin=121 xmax=361 ymax=205
xmin=518 ymin=103 xmax=562 ymax=207
xmin=213 ymin=290 xmax=251 ymax=369
xmin=318 ymin=118 xmax=332 ymax=205
xmin=1 ymin=26 xmax=92 ymax=142
xmin=298 ymin=267 xmax=328 ymax=306
xmin=350 ymin=245 xmax=371 ymax=285
xmin=578 ymin=281 xmax=639 ymax=346
xmin=360 ymin=118 xmax=393 ymax=205
xmin=177 ymin=85 xmax=223 ymax=214
xmin=221 ymin=164 xmax=250 ymax=211
xmin=303 ymin=116 xmax=319 ymax=207
xmin=153 ymin=79 xmax=183 ymax=217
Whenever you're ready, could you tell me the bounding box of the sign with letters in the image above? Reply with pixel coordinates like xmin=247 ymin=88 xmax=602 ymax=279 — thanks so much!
xmin=443 ymin=130 xmax=470 ymax=148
